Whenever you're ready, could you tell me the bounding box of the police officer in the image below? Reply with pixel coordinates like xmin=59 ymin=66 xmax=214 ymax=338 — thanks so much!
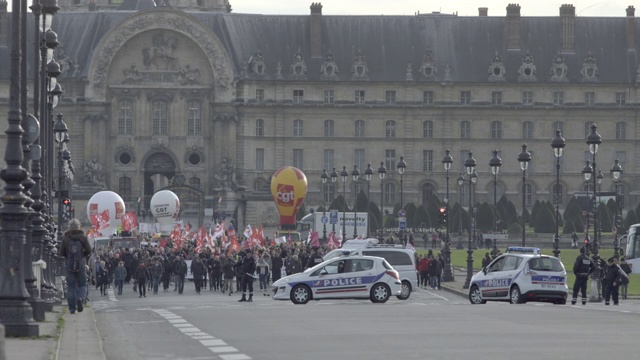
xmin=571 ymin=247 xmax=596 ymax=305
xmin=237 ymin=250 xmax=257 ymax=303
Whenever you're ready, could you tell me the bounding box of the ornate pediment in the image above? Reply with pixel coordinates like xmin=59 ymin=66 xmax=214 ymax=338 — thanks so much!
xmin=351 ymin=48 xmax=369 ymax=81
xmin=419 ymin=50 xmax=438 ymax=81
xmin=488 ymin=52 xmax=506 ymax=82
xmin=320 ymin=52 xmax=340 ymax=80
xmin=549 ymin=53 xmax=569 ymax=82
xmin=518 ymin=52 xmax=537 ymax=82
xmin=580 ymin=52 xmax=599 ymax=82
xmin=289 ymin=50 xmax=308 ymax=80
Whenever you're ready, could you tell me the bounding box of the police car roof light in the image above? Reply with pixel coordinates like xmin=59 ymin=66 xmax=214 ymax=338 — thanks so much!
xmin=506 ymin=246 xmax=540 ymax=255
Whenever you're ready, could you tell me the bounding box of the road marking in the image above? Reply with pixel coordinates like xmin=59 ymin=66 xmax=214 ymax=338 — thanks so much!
xmin=152 ymin=309 xmax=252 ymax=359
xmin=422 ymin=290 xmax=449 ymax=301
xmin=107 ymin=288 xmax=118 ymax=301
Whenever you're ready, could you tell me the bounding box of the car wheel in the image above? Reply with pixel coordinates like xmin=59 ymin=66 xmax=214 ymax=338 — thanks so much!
xmin=469 ymin=285 xmax=486 ymax=304
xmin=290 ymin=284 xmax=311 ymax=305
xmin=510 ymin=285 xmax=524 ymax=304
xmin=370 ymin=283 xmax=391 ymax=303
xmin=396 ymin=281 xmax=411 ymax=300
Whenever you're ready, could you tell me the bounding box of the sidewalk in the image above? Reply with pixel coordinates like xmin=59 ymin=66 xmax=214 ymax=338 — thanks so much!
xmin=440 ymin=267 xmax=474 ymax=299
xmin=2 ymin=303 xmax=105 ymax=360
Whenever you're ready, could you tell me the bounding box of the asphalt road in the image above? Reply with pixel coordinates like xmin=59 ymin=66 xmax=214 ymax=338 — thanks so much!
xmin=94 ymin=284 xmax=640 ymax=360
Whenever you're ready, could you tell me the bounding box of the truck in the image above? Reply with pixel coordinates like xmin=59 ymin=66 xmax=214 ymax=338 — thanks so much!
xmin=299 ymin=211 xmax=368 ymax=244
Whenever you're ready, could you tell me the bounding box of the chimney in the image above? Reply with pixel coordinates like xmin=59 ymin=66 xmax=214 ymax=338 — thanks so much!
xmin=479 ymin=7 xmax=488 ymax=17
xmin=627 ymin=6 xmax=636 ymax=50
xmin=0 ymin=1 xmax=6 ymax=46
xmin=506 ymin=4 xmax=521 ymax=50
xmin=310 ymin=3 xmax=323 ymax=58
xmin=560 ymin=4 xmax=575 ymax=52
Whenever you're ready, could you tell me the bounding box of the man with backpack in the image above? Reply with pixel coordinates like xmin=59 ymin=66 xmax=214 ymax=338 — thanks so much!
xmin=60 ymin=219 xmax=91 ymax=314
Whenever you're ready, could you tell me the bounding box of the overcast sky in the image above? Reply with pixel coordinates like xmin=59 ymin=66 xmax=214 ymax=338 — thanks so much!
xmin=230 ymin=0 xmax=632 ymax=17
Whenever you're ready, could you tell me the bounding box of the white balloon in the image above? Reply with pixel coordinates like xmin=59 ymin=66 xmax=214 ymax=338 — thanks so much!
xmin=150 ymin=190 xmax=180 ymax=233
xmin=86 ymin=191 xmax=125 ymax=236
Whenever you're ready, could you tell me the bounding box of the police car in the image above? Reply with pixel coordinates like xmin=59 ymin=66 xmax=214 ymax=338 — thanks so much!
xmin=468 ymin=247 xmax=569 ymax=305
xmin=271 ymin=251 xmax=402 ymax=304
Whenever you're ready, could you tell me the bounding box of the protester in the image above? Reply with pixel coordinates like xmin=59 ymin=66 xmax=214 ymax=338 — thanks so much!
xmin=60 ymin=219 xmax=91 ymax=314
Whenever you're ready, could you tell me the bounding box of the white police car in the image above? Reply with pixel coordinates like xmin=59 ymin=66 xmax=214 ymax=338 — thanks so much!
xmin=272 ymin=251 xmax=402 ymax=304
xmin=468 ymin=247 xmax=569 ymax=305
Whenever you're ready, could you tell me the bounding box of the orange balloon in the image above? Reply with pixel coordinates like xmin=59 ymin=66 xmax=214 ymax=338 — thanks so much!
xmin=271 ymin=166 xmax=308 ymax=229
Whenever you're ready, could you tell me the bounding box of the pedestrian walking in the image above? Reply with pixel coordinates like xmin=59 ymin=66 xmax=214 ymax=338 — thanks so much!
xmin=604 ymin=257 xmax=629 ymax=306
xmin=191 ymin=256 xmax=206 ymax=294
xmin=60 ymin=219 xmax=91 ymax=314
xmin=114 ymin=261 xmax=127 ymax=295
xmin=174 ymin=256 xmax=188 ymax=294
xmin=150 ymin=258 xmax=163 ymax=295
xmin=135 ymin=262 xmax=149 ymax=298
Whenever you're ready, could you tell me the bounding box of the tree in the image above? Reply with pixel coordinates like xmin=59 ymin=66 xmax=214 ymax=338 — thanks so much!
xmin=476 ymin=202 xmax=494 ymax=233
xmin=355 ymin=190 xmax=369 ymax=212
xmin=508 ymin=221 xmax=522 ymax=235
xmin=369 ymin=201 xmax=382 ymax=233
xmin=624 ymin=209 xmax=639 ymax=232
xmin=534 ymin=206 xmax=555 ymax=233
xmin=415 ymin=205 xmax=430 ymax=229
xmin=597 ymin=202 xmax=612 ymax=232
xmin=329 ymin=195 xmax=349 ymax=212
xmin=404 ymin=202 xmax=418 ymax=228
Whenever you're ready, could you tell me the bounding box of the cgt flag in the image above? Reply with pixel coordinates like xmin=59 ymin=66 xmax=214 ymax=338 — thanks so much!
xmin=121 ymin=211 xmax=139 ymax=232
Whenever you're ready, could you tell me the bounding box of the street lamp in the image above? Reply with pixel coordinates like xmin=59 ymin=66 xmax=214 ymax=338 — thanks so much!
xmin=489 ymin=149 xmax=502 ymax=255
xmin=351 ymin=165 xmax=360 ymax=239
xmin=53 ymin=114 xmax=68 ymax=247
xmin=610 ymin=159 xmax=623 ymax=258
xmin=397 ymin=156 xmax=407 ymax=245
xmin=517 ymin=144 xmax=532 ymax=246
xmin=377 ymin=162 xmax=386 ymax=242
xmin=321 ymin=169 xmax=328 ymax=243
xmin=586 ymin=123 xmax=602 ymax=259
xmin=442 ymin=150 xmax=454 ymax=281
xmin=462 ymin=152 xmax=476 ymax=290
xmin=364 ymin=163 xmax=373 ymax=238
xmin=551 ymin=130 xmax=566 ymax=258
xmin=582 ymin=160 xmax=593 ymax=255
xmin=330 ymin=167 xmax=338 ymax=238
xmin=340 ymin=166 xmax=348 ymax=240
xmin=456 ymin=173 xmax=465 ymax=250
xmin=596 ymin=170 xmax=604 ymax=244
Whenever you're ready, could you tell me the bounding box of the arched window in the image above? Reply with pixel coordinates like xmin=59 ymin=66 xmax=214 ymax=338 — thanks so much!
xmin=293 ymin=119 xmax=304 ymax=137
xmin=324 ymin=120 xmax=334 ymax=137
xmin=255 ymin=119 xmax=264 ymax=137
xmin=355 ymin=120 xmax=365 ymax=137
xmin=385 ymin=120 xmax=396 ymax=138
xmin=522 ymin=121 xmax=533 ymax=140
xmin=384 ymin=182 xmax=396 ymax=206
xmin=460 ymin=121 xmax=470 ymax=139
xmin=423 ymin=120 xmax=433 ymax=138
xmin=118 ymin=99 xmax=133 ymax=135
xmin=553 ymin=183 xmax=563 ymax=205
xmin=491 ymin=121 xmax=502 ymax=139
xmin=187 ymin=101 xmax=201 ymax=135
xmin=616 ymin=122 xmax=626 ymax=140
xmin=152 ymin=100 xmax=168 ymax=135
xmin=119 ymin=176 xmax=131 ymax=202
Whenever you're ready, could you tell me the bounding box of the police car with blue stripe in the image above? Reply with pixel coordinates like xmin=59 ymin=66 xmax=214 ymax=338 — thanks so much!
xmin=272 ymin=251 xmax=402 ymax=304
xmin=468 ymin=247 xmax=569 ymax=305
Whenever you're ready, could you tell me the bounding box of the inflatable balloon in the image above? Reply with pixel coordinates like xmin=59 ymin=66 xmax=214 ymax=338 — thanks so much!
xmin=270 ymin=166 xmax=307 ymax=230
xmin=87 ymin=191 xmax=126 ymax=236
xmin=150 ymin=190 xmax=180 ymax=234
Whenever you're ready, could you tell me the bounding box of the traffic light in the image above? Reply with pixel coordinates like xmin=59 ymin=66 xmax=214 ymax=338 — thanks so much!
xmin=438 ymin=207 xmax=447 ymax=227
xmin=62 ymin=198 xmax=71 ymax=206
xmin=62 ymin=198 xmax=72 ymax=221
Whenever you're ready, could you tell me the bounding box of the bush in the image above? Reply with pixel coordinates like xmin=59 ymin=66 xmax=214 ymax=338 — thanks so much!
xmin=534 ymin=206 xmax=555 ymax=233
xmin=508 ymin=221 xmax=522 ymax=235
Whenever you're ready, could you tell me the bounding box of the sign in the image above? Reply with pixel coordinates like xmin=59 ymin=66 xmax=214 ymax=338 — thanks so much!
xmin=330 ymin=210 xmax=338 ymax=224
xmin=399 ymin=217 xmax=407 ymax=230
xmin=321 ymin=215 xmax=328 ymax=224
xmin=398 ymin=209 xmax=406 ymax=217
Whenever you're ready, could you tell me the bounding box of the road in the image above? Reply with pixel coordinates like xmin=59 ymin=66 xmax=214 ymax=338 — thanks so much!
xmin=94 ymin=284 xmax=640 ymax=360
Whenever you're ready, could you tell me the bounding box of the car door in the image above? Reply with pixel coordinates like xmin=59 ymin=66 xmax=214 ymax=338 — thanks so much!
xmin=496 ymin=255 xmax=522 ymax=299
xmin=311 ymin=259 xmax=348 ymax=299
xmin=478 ymin=256 xmax=506 ymax=299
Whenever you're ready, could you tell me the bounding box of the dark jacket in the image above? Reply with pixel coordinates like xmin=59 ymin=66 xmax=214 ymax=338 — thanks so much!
xmin=150 ymin=263 xmax=163 ymax=278
xmin=604 ymin=263 xmax=629 ymax=286
xmin=114 ymin=266 xmax=127 ymax=281
xmin=60 ymin=229 xmax=91 ymax=260
xmin=97 ymin=267 xmax=109 ymax=285
xmin=191 ymin=259 xmax=206 ymax=279
xmin=222 ymin=258 xmax=235 ymax=279
xmin=135 ymin=265 xmax=149 ymax=283
xmin=174 ymin=259 xmax=188 ymax=276
xmin=573 ymin=254 xmax=596 ymax=276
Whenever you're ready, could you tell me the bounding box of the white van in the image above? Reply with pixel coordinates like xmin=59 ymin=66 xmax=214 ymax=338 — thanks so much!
xmin=323 ymin=239 xmax=417 ymax=300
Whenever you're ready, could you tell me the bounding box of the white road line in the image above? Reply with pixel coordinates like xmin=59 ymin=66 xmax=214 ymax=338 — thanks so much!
xmin=422 ymin=290 xmax=450 ymax=301
xmin=220 ymin=355 xmax=251 ymax=360
xmin=107 ymin=288 xmax=118 ymax=301
xmin=200 ymin=339 xmax=226 ymax=347
xmin=209 ymin=347 xmax=238 ymax=353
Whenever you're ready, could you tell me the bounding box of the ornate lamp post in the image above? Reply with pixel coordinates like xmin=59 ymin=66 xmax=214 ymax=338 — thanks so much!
xmin=489 ymin=149 xmax=502 ymax=255
xmin=456 ymin=173 xmax=465 ymax=249
xmin=53 ymin=114 xmax=68 ymax=246
xmin=610 ymin=159 xmax=623 ymax=258
xmin=397 ymin=156 xmax=407 ymax=245
xmin=596 ymin=170 xmax=604 ymax=244
xmin=582 ymin=161 xmax=593 ymax=255
xmin=321 ymin=169 xmax=328 ymax=242
xmin=364 ymin=163 xmax=373 ymax=238
xmin=551 ymin=130 xmax=566 ymax=258
xmin=340 ymin=166 xmax=348 ymax=240
xmin=442 ymin=150 xmax=454 ymax=281
xmin=517 ymin=144 xmax=532 ymax=246
xmin=351 ymin=165 xmax=360 ymax=239
xmin=330 ymin=167 xmax=338 ymax=237
xmin=377 ymin=162 xmax=386 ymax=242
xmin=462 ymin=152 xmax=476 ymax=290
xmin=586 ymin=124 xmax=602 ymax=259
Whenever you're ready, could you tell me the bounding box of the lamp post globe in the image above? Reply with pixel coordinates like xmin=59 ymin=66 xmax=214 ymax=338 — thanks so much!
xmin=442 ymin=150 xmax=454 ymax=281
xmin=462 ymin=152 xmax=476 ymax=290
xmin=364 ymin=163 xmax=373 ymax=238
xmin=340 ymin=166 xmax=349 ymax=241
xmin=321 ymin=169 xmax=329 ymax=242
xmin=551 ymin=130 xmax=565 ymax=258
xmin=517 ymin=144 xmax=531 ymax=246
xmin=377 ymin=162 xmax=386 ymax=242
xmin=610 ymin=159 xmax=623 ymax=258
xmin=351 ymin=165 xmax=360 ymax=239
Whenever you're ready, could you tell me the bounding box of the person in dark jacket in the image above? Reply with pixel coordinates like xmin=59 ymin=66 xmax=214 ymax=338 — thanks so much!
xmin=173 ymin=256 xmax=188 ymax=294
xmin=604 ymin=257 xmax=629 ymax=306
xmin=571 ymin=247 xmax=596 ymax=305
xmin=237 ymin=250 xmax=257 ymax=302
xmin=97 ymin=260 xmax=109 ymax=296
xmin=149 ymin=258 xmax=163 ymax=295
xmin=60 ymin=219 xmax=92 ymax=314
xmin=114 ymin=261 xmax=127 ymax=295
xmin=221 ymin=255 xmax=235 ymax=296
xmin=207 ymin=254 xmax=222 ymax=291
xmin=135 ymin=262 xmax=150 ymax=298
xmin=289 ymin=255 xmax=302 ymax=275
xmin=271 ymin=250 xmax=283 ymax=283
xmin=131 ymin=254 xmax=140 ymax=292
xmin=306 ymin=248 xmax=323 ymax=269
xmin=428 ymin=254 xmax=440 ymax=289
xmin=122 ymin=248 xmax=133 ymax=283
xmin=191 ymin=256 xmax=206 ymax=294
xmin=161 ymin=256 xmax=172 ymax=292
xmin=619 ymin=257 xmax=632 ymax=300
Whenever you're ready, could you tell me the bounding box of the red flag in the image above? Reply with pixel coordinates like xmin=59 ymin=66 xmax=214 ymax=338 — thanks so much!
xmin=86 ymin=228 xmax=101 ymax=239
xmin=121 ymin=211 xmax=139 ymax=232
xmin=227 ymin=236 xmax=241 ymax=256
xmin=310 ymin=231 xmax=320 ymax=248
xmin=91 ymin=209 xmax=110 ymax=231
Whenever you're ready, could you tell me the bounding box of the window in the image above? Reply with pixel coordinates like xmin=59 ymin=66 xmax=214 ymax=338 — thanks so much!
xmin=522 ymin=91 xmax=533 ymax=105
xmin=502 ymin=256 xmax=522 ymax=272
xmin=323 ymin=149 xmax=334 ymax=171
xmin=355 ymin=120 xmax=365 ymax=138
xmin=616 ymin=92 xmax=626 ymax=106
xmin=524 ymin=183 xmax=532 ymax=206
xmin=256 ymin=148 xmax=264 ymax=171
xmin=187 ymin=101 xmax=201 ymax=135
xmin=324 ymin=90 xmax=334 ymax=104
xmin=584 ymin=122 xmax=592 ymax=138
xmin=460 ymin=121 xmax=470 ymax=139
xmin=385 ymin=90 xmax=396 ymax=104
xmin=384 ymin=182 xmax=396 ymax=206
xmin=119 ymin=176 xmax=131 ymax=202
xmin=354 ymin=149 xmax=365 ymax=171
xmin=255 ymin=119 xmax=264 ymax=137
xmin=385 ymin=120 xmax=396 ymax=138
xmin=152 ymin=100 xmax=168 ymax=135
xmin=423 ymin=150 xmax=433 ymax=172
xmin=255 ymin=88 xmax=264 ymax=103
xmin=616 ymin=122 xmax=626 ymax=140
xmin=323 ymin=183 xmax=336 ymax=204
xmin=491 ymin=121 xmax=502 ymax=139
xmin=293 ymin=90 xmax=304 ymax=103
xmin=615 ymin=151 xmax=626 ymax=169
xmin=460 ymin=91 xmax=471 ymax=104
xmin=491 ymin=91 xmax=502 ymax=105
xmin=553 ymin=183 xmax=563 ymax=205
xmin=293 ymin=119 xmax=303 ymax=137
xmin=522 ymin=121 xmax=533 ymax=139
xmin=423 ymin=91 xmax=434 ymax=105
xmin=255 ymin=179 xmax=269 ymax=192
xmin=553 ymin=91 xmax=564 ymax=105
xmin=118 ymin=99 xmax=133 ymax=135
xmin=324 ymin=119 xmax=334 ymax=137
xmin=385 ymin=149 xmax=396 ymax=172
xmin=553 ymin=121 xmax=564 ymax=134
xmin=585 ymin=92 xmax=595 ymax=106
xmin=293 ymin=149 xmax=304 ymax=170
xmin=423 ymin=121 xmax=433 ymax=138
xmin=355 ymin=90 xmax=365 ymax=104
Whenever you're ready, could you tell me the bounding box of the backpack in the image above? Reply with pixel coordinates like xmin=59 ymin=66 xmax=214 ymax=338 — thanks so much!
xmin=67 ymin=238 xmax=84 ymax=273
